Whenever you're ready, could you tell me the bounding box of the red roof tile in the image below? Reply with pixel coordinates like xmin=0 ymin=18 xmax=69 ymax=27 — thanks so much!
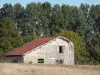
xmin=7 ymin=37 xmax=56 ymax=56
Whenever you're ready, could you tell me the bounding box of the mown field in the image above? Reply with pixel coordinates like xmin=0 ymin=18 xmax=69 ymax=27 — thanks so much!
xmin=0 ymin=63 xmax=100 ymax=75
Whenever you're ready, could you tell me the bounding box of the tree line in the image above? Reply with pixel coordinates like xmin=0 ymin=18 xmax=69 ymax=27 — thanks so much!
xmin=0 ymin=2 xmax=100 ymax=64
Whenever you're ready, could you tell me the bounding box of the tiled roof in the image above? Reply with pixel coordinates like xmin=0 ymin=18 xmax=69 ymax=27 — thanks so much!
xmin=7 ymin=37 xmax=56 ymax=56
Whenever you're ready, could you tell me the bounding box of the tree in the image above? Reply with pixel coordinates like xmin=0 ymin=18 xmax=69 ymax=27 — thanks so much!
xmin=79 ymin=3 xmax=90 ymax=18
xmin=40 ymin=2 xmax=52 ymax=36
xmin=26 ymin=2 xmax=41 ymax=36
xmin=56 ymin=30 xmax=89 ymax=64
xmin=62 ymin=4 xmax=86 ymax=37
xmin=49 ymin=4 xmax=64 ymax=35
xmin=84 ymin=5 xmax=100 ymax=64
xmin=0 ymin=18 xmax=23 ymax=53
xmin=0 ymin=3 xmax=13 ymax=19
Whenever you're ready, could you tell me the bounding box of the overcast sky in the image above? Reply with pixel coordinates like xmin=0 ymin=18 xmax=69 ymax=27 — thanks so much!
xmin=0 ymin=0 xmax=100 ymax=8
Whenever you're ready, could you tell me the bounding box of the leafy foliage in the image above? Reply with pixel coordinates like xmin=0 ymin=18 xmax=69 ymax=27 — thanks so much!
xmin=57 ymin=30 xmax=89 ymax=64
xmin=0 ymin=18 xmax=23 ymax=52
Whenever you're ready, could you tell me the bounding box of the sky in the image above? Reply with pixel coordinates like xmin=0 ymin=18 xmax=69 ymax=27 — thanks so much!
xmin=0 ymin=0 xmax=100 ymax=8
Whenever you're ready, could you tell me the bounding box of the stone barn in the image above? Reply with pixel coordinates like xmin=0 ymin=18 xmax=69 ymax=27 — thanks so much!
xmin=6 ymin=36 xmax=74 ymax=65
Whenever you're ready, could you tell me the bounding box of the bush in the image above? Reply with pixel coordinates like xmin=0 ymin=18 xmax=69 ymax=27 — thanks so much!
xmin=28 ymin=61 xmax=33 ymax=64
xmin=0 ymin=52 xmax=6 ymax=62
xmin=56 ymin=59 xmax=64 ymax=64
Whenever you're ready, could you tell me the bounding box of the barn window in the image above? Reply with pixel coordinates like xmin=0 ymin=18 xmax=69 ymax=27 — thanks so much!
xmin=59 ymin=46 xmax=64 ymax=53
xmin=38 ymin=59 xmax=44 ymax=63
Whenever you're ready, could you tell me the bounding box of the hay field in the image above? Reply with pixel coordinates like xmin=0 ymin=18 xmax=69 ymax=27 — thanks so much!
xmin=0 ymin=63 xmax=100 ymax=75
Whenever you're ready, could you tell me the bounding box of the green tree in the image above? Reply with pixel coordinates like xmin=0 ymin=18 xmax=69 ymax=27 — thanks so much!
xmin=0 ymin=3 xmax=13 ymax=19
xmin=56 ymin=30 xmax=89 ymax=64
xmin=0 ymin=18 xmax=23 ymax=52
xmin=62 ymin=5 xmax=86 ymax=37
xmin=49 ymin=4 xmax=64 ymax=35
xmin=85 ymin=5 xmax=100 ymax=64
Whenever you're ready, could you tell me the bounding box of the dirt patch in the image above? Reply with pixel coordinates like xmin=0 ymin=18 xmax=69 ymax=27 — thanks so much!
xmin=0 ymin=63 xmax=100 ymax=75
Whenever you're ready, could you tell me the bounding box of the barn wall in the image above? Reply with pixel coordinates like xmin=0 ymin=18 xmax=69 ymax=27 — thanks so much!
xmin=24 ymin=38 xmax=74 ymax=65
xmin=6 ymin=55 xmax=23 ymax=63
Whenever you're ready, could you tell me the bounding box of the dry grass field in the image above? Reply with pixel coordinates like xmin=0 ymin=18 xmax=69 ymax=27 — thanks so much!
xmin=0 ymin=63 xmax=100 ymax=75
